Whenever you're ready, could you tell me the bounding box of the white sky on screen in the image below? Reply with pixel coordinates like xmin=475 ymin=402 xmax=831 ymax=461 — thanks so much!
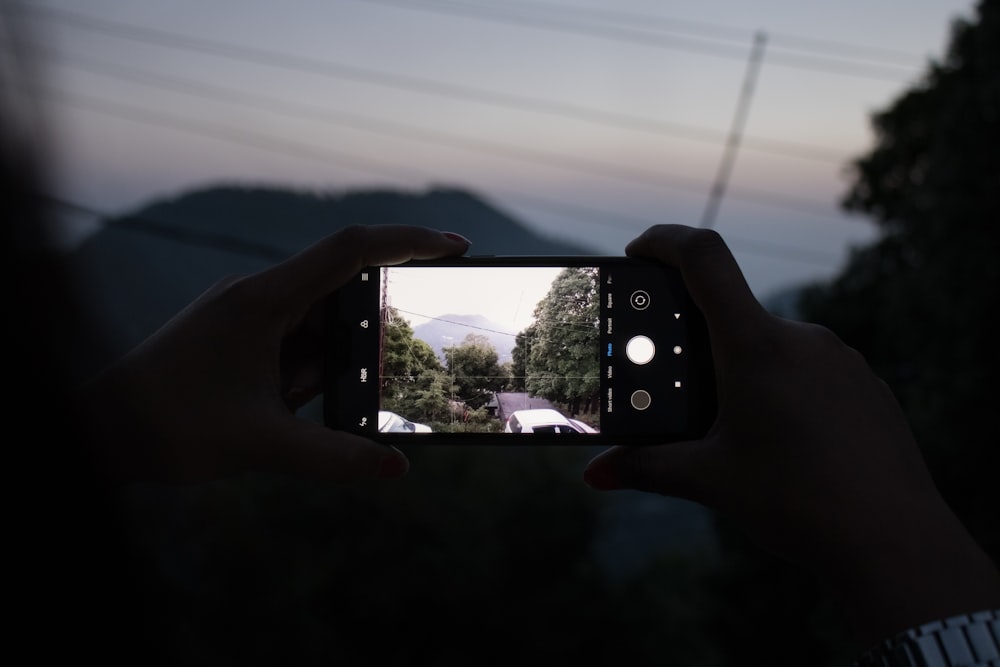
xmin=382 ymin=266 xmax=567 ymax=332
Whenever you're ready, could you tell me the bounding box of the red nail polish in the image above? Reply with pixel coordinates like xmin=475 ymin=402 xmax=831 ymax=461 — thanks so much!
xmin=442 ymin=231 xmax=471 ymax=245
xmin=376 ymin=454 xmax=409 ymax=479
xmin=583 ymin=464 xmax=621 ymax=490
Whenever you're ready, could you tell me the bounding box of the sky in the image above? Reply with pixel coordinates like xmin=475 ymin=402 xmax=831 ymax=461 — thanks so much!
xmin=385 ymin=265 xmax=565 ymax=330
xmin=8 ymin=0 xmax=976 ymax=298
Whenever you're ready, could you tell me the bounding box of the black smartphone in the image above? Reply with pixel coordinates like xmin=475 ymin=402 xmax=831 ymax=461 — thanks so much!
xmin=324 ymin=256 xmax=715 ymax=445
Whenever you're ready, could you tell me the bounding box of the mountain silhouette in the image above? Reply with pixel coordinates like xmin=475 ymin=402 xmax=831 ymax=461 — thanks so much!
xmin=69 ymin=183 xmax=597 ymax=376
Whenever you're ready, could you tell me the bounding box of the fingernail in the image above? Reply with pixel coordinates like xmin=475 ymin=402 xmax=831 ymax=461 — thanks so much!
xmin=583 ymin=462 xmax=622 ymax=490
xmin=442 ymin=231 xmax=471 ymax=245
xmin=376 ymin=451 xmax=410 ymax=479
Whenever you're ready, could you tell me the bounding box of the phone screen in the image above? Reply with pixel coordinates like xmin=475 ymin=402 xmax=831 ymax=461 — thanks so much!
xmin=324 ymin=257 xmax=714 ymax=443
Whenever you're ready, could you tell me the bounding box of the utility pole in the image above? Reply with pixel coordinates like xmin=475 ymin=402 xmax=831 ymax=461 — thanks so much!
xmin=700 ymin=31 xmax=768 ymax=229
xmin=379 ymin=266 xmax=388 ymax=401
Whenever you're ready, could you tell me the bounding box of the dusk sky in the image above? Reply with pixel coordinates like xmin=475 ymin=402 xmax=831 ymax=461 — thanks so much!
xmin=11 ymin=0 xmax=974 ymax=298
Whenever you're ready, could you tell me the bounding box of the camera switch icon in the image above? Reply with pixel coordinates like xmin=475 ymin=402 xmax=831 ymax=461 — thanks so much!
xmin=630 ymin=290 xmax=650 ymax=310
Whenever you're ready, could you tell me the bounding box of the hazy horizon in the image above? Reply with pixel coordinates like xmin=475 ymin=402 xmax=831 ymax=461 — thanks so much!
xmin=18 ymin=0 xmax=974 ymax=297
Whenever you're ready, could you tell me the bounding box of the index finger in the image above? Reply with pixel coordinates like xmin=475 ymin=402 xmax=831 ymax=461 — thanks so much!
xmin=263 ymin=224 xmax=470 ymax=306
xmin=626 ymin=225 xmax=770 ymax=353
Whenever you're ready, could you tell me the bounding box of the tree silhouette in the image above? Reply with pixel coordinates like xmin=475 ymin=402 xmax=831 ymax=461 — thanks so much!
xmin=800 ymin=0 xmax=1000 ymax=560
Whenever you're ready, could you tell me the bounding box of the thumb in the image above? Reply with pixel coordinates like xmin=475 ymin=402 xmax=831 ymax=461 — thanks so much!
xmin=583 ymin=441 xmax=712 ymax=505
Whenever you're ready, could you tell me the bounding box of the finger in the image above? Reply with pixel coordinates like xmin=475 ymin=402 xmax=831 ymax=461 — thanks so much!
xmin=250 ymin=419 xmax=410 ymax=482
xmin=263 ymin=225 xmax=470 ymax=306
xmin=583 ymin=442 xmax=714 ymax=506
xmin=626 ymin=225 xmax=769 ymax=354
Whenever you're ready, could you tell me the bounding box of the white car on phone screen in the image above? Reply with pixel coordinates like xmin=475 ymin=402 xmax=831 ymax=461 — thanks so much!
xmin=503 ymin=408 xmax=597 ymax=434
xmin=378 ymin=411 xmax=432 ymax=433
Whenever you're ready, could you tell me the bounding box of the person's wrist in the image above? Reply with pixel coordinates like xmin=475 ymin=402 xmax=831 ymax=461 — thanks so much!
xmin=822 ymin=496 xmax=1000 ymax=648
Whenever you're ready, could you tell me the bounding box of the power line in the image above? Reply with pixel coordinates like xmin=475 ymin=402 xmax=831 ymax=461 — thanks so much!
xmin=5 ymin=3 xmax=892 ymax=263
xmin=33 ymin=83 xmax=840 ymax=219
xmin=490 ymin=193 xmax=844 ymax=267
xmin=37 ymin=45 xmax=846 ymax=165
xmin=434 ymin=0 xmax=924 ymax=67
xmin=38 ymin=86 xmax=422 ymax=181
xmin=392 ymin=308 xmax=597 ymax=339
xmin=389 ymin=308 xmax=604 ymax=365
xmin=27 ymin=82 xmax=849 ymax=266
xmin=37 ymin=183 xmax=844 ymax=270
xmin=35 ymin=193 xmax=290 ymax=260
xmin=362 ymin=0 xmax=921 ymax=82
xmin=18 ymin=4 xmax=846 ymax=163
xmin=35 ymin=94 xmax=837 ymax=268
xmin=432 ymin=0 xmax=753 ymax=47
xmin=14 ymin=12 xmax=854 ymax=267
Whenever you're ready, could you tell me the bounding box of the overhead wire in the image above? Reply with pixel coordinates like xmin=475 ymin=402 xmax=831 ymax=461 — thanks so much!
xmin=26 ymin=43 xmax=845 ymax=221
xmin=35 ymin=193 xmax=290 ymax=260
xmin=36 ymin=182 xmax=844 ymax=270
xmin=38 ymin=45 xmax=845 ymax=165
xmin=412 ymin=0 xmax=924 ymax=67
xmin=17 ymin=3 xmax=860 ymax=268
xmin=35 ymin=83 xmax=846 ymax=222
xmin=361 ymin=0 xmax=923 ymax=82
xmin=486 ymin=192 xmax=845 ymax=266
xmin=18 ymin=4 xmax=847 ymax=163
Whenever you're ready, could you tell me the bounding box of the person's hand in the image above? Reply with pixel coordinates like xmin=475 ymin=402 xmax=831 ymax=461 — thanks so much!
xmin=583 ymin=225 xmax=1000 ymax=645
xmin=78 ymin=225 xmax=470 ymax=484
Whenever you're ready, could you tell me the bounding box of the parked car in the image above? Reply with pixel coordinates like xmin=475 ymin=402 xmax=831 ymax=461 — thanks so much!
xmin=566 ymin=417 xmax=599 ymax=434
xmin=503 ymin=408 xmax=597 ymax=434
xmin=378 ymin=410 xmax=432 ymax=433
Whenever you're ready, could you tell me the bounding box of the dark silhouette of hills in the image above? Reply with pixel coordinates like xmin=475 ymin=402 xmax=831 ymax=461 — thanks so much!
xmin=116 ymin=184 xmax=596 ymax=257
xmin=69 ymin=183 xmax=597 ymax=375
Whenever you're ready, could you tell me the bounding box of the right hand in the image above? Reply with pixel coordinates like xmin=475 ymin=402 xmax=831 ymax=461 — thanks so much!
xmin=583 ymin=225 xmax=1000 ymax=646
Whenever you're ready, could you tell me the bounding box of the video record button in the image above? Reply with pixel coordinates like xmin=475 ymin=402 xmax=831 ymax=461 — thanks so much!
xmin=631 ymin=390 xmax=652 ymax=411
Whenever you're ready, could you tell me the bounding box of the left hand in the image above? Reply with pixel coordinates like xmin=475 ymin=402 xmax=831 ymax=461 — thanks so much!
xmin=78 ymin=225 xmax=470 ymax=483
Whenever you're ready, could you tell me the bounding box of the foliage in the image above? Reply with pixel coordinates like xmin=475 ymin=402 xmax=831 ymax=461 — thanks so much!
xmin=380 ymin=308 xmax=443 ymax=393
xmin=442 ymin=333 xmax=506 ymax=409
xmin=523 ymin=267 xmax=601 ymax=415
xmin=379 ymin=308 xmax=452 ymax=423
xmin=382 ymin=320 xmax=510 ymax=425
xmin=798 ymin=0 xmax=1000 ymax=561
xmin=429 ymin=406 xmax=499 ymax=432
xmin=382 ymin=368 xmax=452 ymax=424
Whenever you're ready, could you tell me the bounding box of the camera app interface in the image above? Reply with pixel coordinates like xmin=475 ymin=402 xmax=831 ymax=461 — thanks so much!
xmin=334 ymin=262 xmax=691 ymax=437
